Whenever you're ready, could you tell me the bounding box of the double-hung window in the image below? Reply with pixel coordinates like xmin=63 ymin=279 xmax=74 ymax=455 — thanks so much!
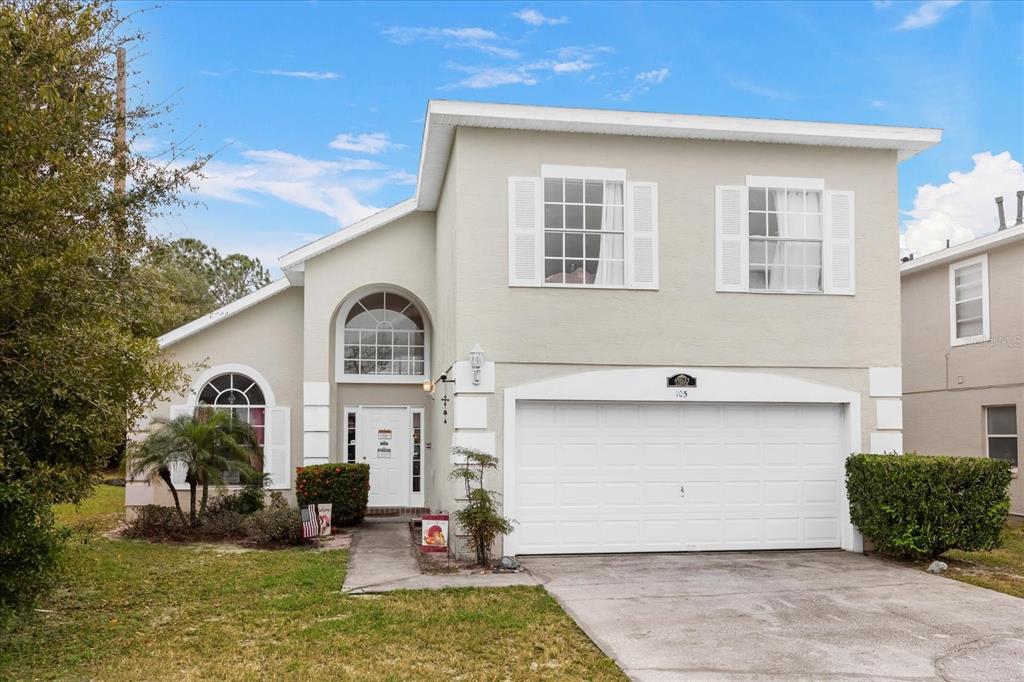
xmin=949 ymin=255 xmax=990 ymax=346
xmin=543 ymin=176 xmax=625 ymax=286
xmin=715 ymin=176 xmax=853 ymax=295
xmin=507 ymin=166 xmax=658 ymax=290
xmin=747 ymin=187 xmax=824 ymax=293
xmin=985 ymin=405 xmax=1018 ymax=468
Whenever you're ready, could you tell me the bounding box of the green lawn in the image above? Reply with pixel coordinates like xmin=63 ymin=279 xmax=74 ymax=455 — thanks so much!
xmin=942 ymin=521 xmax=1024 ymax=598
xmin=3 ymin=489 xmax=624 ymax=681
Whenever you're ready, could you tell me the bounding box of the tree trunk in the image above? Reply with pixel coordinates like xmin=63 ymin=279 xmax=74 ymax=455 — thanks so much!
xmin=199 ymin=478 xmax=209 ymax=517
xmin=189 ymin=483 xmax=197 ymax=526
xmin=158 ymin=467 xmax=186 ymax=523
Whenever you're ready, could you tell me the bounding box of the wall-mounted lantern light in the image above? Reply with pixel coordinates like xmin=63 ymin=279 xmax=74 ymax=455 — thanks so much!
xmin=424 ymin=372 xmax=455 ymax=422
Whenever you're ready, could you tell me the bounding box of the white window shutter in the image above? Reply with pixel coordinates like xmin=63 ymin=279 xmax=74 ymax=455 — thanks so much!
xmin=507 ymin=177 xmax=542 ymax=286
xmin=626 ymin=181 xmax=659 ymax=289
xmin=263 ymin=407 xmax=291 ymax=490
xmin=825 ymin=190 xmax=855 ymax=295
xmin=168 ymin=405 xmax=191 ymax=489
xmin=716 ymin=186 xmax=747 ymax=292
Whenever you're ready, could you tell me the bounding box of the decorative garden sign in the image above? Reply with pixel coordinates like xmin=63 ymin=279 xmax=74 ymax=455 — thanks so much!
xmin=421 ymin=514 xmax=448 ymax=553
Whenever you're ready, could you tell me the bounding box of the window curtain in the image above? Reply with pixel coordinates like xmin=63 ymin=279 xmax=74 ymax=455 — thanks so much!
xmin=766 ymin=188 xmax=787 ymax=289
xmin=595 ymin=181 xmax=625 ymax=286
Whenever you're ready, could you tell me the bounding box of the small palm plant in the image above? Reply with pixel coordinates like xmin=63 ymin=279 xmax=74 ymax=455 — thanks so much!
xmin=129 ymin=408 xmax=261 ymax=526
xmin=450 ymin=447 xmax=516 ymax=566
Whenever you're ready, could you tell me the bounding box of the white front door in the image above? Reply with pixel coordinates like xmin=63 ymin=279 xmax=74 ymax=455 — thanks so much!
xmin=358 ymin=407 xmax=410 ymax=507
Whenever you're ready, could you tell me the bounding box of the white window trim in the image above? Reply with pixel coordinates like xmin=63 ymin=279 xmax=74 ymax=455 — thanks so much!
xmin=343 ymin=406 xmax=358 ymax=464
xmin=948 ymin=254 xmax=990 ymax=347
xmin=541 ymin=164 xmax=626 ymax=182
xmin=335 ymin=285 xmax=431 ymax=384
xmin=410 ymin=407 xmax=425 ymax=505
xmin=174 ymin=364 xmax=280 ymax=491
xmin=984 ymin=404 xmax=1018 ymax=471
xmin=540 ymin=166 xmax=629 ymax=290
xmin=746 ymin=175 xmax=825 ymax=191
xmin=745 ymin=177 xmax=827 ymax=296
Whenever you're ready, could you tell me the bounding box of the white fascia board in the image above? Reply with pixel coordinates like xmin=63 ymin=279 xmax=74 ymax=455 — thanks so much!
xmin=157 ymin=278 xmax=291 ymax=349
xmin=277 ymin=197 xmax=418 ymax=269
xmin=901 ymin=225 xmax=1024 ymax=275
xmin=417 ymin=100 xmax=942 ymax=210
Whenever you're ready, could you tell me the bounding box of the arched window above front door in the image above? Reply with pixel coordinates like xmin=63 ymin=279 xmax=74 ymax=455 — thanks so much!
xmin=341 ymin=291 xmax=427 ymax=381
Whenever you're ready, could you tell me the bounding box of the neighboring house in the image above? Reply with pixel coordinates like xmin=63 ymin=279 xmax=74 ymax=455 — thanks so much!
xmin=901 ymin=200 xmax=1024 ymax=516
xmin=127 ymin=100 xmax=942 ymax=555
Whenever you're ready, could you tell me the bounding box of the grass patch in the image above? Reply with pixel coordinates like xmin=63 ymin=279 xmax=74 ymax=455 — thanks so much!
xmin=942 ymin=521 xmax=1024 ymax=599
xmin=53 ymin=484 xmax=124 ymax=533
xmin=3 ymin=489 xmax=623 ymax=681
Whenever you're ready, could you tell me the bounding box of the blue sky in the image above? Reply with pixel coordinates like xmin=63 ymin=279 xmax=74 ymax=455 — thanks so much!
xmin=125 ymin=0 xmax=1023 ymax=270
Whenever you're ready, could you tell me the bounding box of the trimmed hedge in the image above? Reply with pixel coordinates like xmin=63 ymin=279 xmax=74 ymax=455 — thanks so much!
xmin=295 ymin=463 xmax=370 ymax=526
xmin=845 ymin=453 xmax=1012 ymax=560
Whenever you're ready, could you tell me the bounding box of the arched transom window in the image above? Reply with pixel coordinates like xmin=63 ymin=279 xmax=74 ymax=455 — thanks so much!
xmin=343 ymin=292 xmax=425 ymax=377
xmin=197 ymin=372 xmax=266 ymax=449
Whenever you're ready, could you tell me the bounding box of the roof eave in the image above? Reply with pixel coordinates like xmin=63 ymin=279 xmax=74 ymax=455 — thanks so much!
xmin=901 ymin=225 xmax=1024 ymax=275
xmin=157 ymin=278 xmax=292 ymax=349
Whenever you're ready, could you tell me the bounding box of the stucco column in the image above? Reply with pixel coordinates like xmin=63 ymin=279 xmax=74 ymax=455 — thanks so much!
xmin=302 ymin=286 xmax=332 ymax=466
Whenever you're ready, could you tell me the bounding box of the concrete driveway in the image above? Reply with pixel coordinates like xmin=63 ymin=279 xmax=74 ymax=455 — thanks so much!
xmin=524 ymin=551 xmax=1024 ymax=682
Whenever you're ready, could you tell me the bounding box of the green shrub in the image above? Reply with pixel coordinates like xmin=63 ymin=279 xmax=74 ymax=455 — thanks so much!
xmin=123 ymin=505 xmax=188 ymax=540
xmin=207 ymin=475 xmax=268 ymax=516
xmin=296 ymin=463 xmax=370 ymax=526
xmin=0 ymin=481 xmax=66 ymax=622
xmin=244 ymin=493 xmax=305 ymax=546
xmin=198 ymin=510 xmax=247 ymax=540
xmin=846 ymin=453 xmax=1012 ymax=560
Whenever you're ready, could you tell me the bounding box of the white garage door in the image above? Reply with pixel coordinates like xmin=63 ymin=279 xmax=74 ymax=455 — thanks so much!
xmin=513 ymin=401 xmax=845 ymax=554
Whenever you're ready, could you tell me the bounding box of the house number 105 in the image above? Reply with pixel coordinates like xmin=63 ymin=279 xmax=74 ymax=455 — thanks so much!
xmin=675 ymin=390 xmax=689 ymax=399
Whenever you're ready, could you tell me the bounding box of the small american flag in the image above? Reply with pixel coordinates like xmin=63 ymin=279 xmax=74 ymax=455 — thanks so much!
xmin=301 ymin=504 xmax=319 ymax=539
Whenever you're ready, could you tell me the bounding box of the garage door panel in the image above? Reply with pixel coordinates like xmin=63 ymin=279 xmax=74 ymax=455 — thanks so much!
xmin=514 ymin=401 xmax=843 ymax=554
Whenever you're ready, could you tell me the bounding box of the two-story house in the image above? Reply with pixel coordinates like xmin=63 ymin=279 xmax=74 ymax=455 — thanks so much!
xmin=901 ymin=200 xmax=1024 ymax=516
xmin=126 ymin=100 xmax=942 ymax=555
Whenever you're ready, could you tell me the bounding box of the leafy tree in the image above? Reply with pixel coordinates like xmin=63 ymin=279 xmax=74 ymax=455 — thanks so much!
xmin=128 ymin=409 xmax=260 ymax=526
xmin=134 ymin=238 xmax=272 ymax=336
xmin=449 ymin=447 xmax=516 ymax=566
xmin=0 ymin=0 xmax=201 ymax=612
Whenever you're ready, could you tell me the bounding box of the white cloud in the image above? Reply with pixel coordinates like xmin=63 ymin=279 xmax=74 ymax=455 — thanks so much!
xmin=552 ymin=60 xmax=592 ymax=73
xmin=636 ymin=68 xmax=670 ymax=84
xmin=328 ymin=132 xmax=404 ymax=155
xmin=870 ymin=99 xmax=889 ymax=108
xmin=872 ymin=0 xmax=892 ymax=8
xmin=607 ymin=67 xmax=671 ymax=101
xmin=895 ymin=0 xmax=963 ymax=30
xmin=902 ymin=151 xmax=1024 ymax=257
xmin=259 ymin=69 xmax=341 ymax=80
xmin=514 ymin=8 xmax=568 ymax=26
xmin=382 ymin=26 xmax=520 ymax=59
xmin=444 ymin=64 xmax=539 ymax=89
xmin=190 ymin=149 xmax=392 ymax=226
xmin=728 ymin=76 xmax=794 ymax=100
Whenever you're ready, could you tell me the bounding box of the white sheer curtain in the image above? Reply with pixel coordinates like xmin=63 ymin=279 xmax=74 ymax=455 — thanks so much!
xmin=766 ymin=188 xmax=787 ymax=290
xmin=595 ymin=181 xmax=625 ymax=286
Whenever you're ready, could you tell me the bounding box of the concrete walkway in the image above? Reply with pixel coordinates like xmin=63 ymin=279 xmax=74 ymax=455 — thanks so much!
xmin=524 ymin=551 xmax=1024 ymax=682
xmin=341 ymin=519 xmax=538 ymax=593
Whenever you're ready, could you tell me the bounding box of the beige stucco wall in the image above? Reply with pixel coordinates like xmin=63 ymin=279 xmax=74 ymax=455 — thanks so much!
xmin=448 ymin=127 xmax=902 ymax=369
xmin=430 ymin=363 xmax=877 ymax=556
xmin=303 ymin=211 xmax=437 ymax=457
xmin=127 ymin=286 xmax=305 ymax=507
xmin=902 ymin=239 xmax=1024 ymax=514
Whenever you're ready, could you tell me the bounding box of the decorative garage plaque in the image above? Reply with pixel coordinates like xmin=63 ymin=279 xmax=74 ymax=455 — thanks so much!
xmin=667 ymin=373 xmax=697 ymax=387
